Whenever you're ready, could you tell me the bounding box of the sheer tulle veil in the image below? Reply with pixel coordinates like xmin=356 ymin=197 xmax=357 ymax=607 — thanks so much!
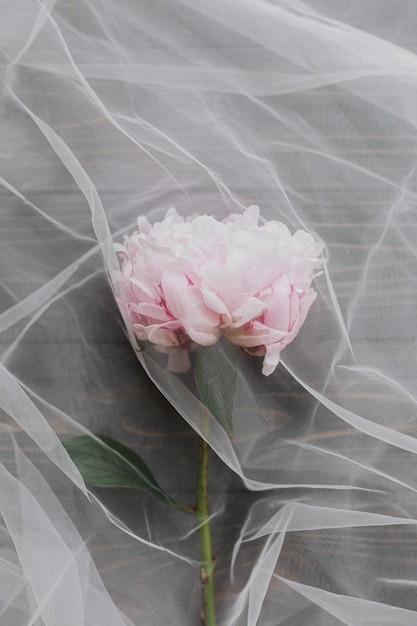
xmin=2 ymin=1 xmax=417 ymax=624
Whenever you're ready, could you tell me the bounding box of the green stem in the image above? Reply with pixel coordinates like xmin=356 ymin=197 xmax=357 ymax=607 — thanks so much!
xmin=196 ymin=437 xmax=217 ymax=626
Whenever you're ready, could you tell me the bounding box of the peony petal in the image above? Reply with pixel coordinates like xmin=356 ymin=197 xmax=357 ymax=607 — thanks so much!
xmin=225 ymin=321 xmax=287 ymax=348
xmin=130 ymin=302 xmax=171 ymax=323
xmin=262 ymin=344 xmax=282 ymax=376
xmin=262 ymin=276 xmax=292 ymax=331
xmin=132 ymin=323 xmax=148 ymax=341
xmin=201 ymin=288 xmax=230 ymax=316
xmin=161 ymin=269 xmax=220 ymax=346
xmin=133 ymin=320 xmax=183 ymax=346
xmin=148 ymin=327 xmax=181 ymax=346
xmin=130 ymin=277 xmax=157 ymax=302
xmin=114 ymin=243 xmax=128 ymax=256
xmin=285 ymin=290 xmax=317 ymax=344
xmin=229 ymin=297 xmax=265 ymax=328
xmin=226 ymin=205 xmax=260 ymax=231
xmin=137 ymin=215 xmax=152 ymax=235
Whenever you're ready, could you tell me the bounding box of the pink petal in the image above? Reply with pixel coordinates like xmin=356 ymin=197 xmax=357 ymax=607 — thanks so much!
xmin=131 ymin=302 xmax=171 ymax=322
xmin=130 ymin=277 xmax=156 ymax=302
xmin=262 ymin=344 xmax=282 ymax=376
xmin=225 ymin=321 xmax=287 ymax=348
xmin=263 ymin=277 xmax=292 ymax=331
xmin=161 ymin=269 xmax=220 ymax=346
xmin=201 ymin=288 xmax=230 ymax=316
xmin=229 ymin=297 xmax=265 ymax=328
xmin=286 ymin=290 xmax=317 ymax=343
xmin=148 ymin=323 xmax=182 ymax=346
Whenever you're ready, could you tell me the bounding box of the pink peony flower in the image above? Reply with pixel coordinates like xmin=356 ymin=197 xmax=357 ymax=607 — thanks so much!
xmin=114 ymin=206 xmax=323 ymax=376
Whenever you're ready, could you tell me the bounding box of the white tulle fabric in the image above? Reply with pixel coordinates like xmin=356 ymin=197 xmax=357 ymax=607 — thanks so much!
xmin=1 ymin=1 xmax=417 ymax=624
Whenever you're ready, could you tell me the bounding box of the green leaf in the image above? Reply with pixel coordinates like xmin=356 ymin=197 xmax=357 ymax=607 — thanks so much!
xmin=194 ymin=339 xmax=237 ymax=436
xmin=63 ymin=435 xmax=172 ymax=505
